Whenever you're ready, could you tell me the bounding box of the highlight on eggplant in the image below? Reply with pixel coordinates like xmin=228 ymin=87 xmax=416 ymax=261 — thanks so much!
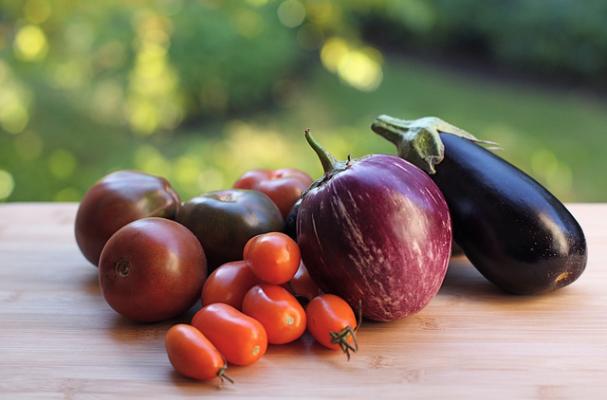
xmin=371 ymin=115 xmax=587 ymax=295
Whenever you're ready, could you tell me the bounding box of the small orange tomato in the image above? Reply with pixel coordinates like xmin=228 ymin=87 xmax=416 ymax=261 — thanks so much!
xmin=165 ymin=324 xmax=232 ymax=383
xmin=242 ymin=284 xmax=306 ymax=345
xmin=306 ymin=294 xmax=359 ymax=360
xmin=244 ymin=232 xmax=300 ymax=285
xmin=201 ymin=261 xmax=258 ymax=309
xmin=289 ymin=262 xmax=321 ymax=301
xmin=192 ymin=303 xmax=267 ymax=366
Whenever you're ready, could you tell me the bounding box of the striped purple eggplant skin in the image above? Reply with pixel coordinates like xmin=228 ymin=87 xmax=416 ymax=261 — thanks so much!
xmin=297 ymin=135 xmax=452 ymax=322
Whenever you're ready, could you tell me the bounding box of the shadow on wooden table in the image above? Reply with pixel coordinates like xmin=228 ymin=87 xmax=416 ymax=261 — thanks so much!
xmin=80 ymin=270 xmax=101 ymax=296
xmin=440 ymin=256 xmax=574 ymax=307
xmin=440 ymin=256 xmax=501 ymax=298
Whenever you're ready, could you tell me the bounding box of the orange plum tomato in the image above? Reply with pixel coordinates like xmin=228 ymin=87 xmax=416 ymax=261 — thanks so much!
xmin=201 ymin=260 xmax=258 ymax=310
xmin=192 ymin=303 xmax=268 ymax=366
xmin=165 ymin=324 xmax=232 ymax=383
xmin=306 ymin=294 xmax=359 ymax=360
xmin=242 ymin=284 xmax=306 ymax=345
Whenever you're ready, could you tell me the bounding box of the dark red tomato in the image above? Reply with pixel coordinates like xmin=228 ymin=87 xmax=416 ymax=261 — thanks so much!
xmin=288 ymin=262 xmax=321 ymax=301
xmin=192 ymin=303 xmax=267 ymax=366
xmin=177 ymin=190 xmax=283 ymax=270
xmin=242 ymin=284 xmax=306 ymax=345
xmin=201 ymin=260 xmax=258 ymax=309
xmin=165 ymin=324 xmax=232 ymax=383
xmin=306 ymin=294 xmax=358 ymax=360
xmin=234 ymin=168 xmax=312 ymax=218
xmin=75 ymin=170 xmax=180 ymax=266
xmin=244 ymin=232 xmax=300 ymax=285
xmin=99 ymin=218 xmax=207 ymax=322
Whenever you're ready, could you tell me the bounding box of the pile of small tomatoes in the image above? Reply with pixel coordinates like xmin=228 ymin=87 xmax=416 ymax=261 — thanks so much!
xmin=74 ymin=167 xmax=359 ymax=385
xmin=168 ymin=232 xmax=359 ymax=382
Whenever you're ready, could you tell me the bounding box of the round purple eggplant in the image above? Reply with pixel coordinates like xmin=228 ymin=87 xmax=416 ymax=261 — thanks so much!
xmin=297 ymin=130 xmax=452 ymax=321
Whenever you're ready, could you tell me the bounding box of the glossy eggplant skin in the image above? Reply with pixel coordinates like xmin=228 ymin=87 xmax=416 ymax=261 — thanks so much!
xmin=434 ymin=133 xmax=587 ymax=294
xmin=283 ymin=198 xmax=301 ymax=241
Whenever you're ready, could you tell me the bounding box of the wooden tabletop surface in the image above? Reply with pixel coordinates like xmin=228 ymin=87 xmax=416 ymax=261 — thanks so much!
xmin=0 ymin=203 xmax=605 ymax=399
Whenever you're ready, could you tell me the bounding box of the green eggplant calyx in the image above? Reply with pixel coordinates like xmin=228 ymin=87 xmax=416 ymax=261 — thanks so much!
xmin=371 ymin=115 xmax=497 ymax=174
xmin=304 ymin=129 xmax=349 ymax=177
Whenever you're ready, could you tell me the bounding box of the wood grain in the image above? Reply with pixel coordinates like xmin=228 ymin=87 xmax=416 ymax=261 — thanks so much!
xmin=0 ymin=203 xmax=605 ymax=399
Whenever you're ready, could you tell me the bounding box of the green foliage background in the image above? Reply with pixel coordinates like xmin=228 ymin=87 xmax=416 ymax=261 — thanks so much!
xmin=0 ymin=0 xmax=606 ymax=202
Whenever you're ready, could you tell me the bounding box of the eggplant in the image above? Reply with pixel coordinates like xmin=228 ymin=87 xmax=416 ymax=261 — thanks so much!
xmin=297 ymin=130 xmax=452 ymax=321
xmin=371 ymin=115 xmax=587 ymax=295
xmin=284 ymin=198 xmax=301 ymax=241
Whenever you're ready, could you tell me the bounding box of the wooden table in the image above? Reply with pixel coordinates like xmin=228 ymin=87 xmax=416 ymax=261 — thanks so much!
xmin=0 ymin=203 xmax=605 ymax=399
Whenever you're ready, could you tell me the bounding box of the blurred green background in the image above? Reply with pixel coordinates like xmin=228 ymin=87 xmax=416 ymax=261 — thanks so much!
xmin=1 ymin=0 xmax=606 ymax=202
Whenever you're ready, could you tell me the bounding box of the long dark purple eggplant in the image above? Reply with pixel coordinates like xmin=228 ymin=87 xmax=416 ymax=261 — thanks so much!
xmin=371 ymin=115 xmax=587 ymax=295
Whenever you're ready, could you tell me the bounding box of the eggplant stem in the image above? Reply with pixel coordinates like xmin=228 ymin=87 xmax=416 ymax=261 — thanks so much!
xmin=371 ymin=114 xmax=498 ymax=174
xmin=304 ymin=129 xmax=338 ymax=175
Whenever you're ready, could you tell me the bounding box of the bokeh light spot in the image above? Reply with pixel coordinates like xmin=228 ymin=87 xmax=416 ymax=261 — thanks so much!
xmin=49 ymin=149 xmax=77 ymax=179
xmin=234 ymin=9 xmax=263 ymax=38
xmin=14 ymin=25 xmax=48 ymax=61
xmin=320 ymin=37 xmax=349 ymax=73
xmin=0 ymin=102 xmax=29 ymax=134
xmin=127 ymin=13 xmax=183 ymax=135
xmin=54 ymin=187 xmax=81 ymax=202
xmin=337 ymin=48 xmax=383 ymax=91
xmin=134 ymin=145 xmax=172 ymax=176
xmin=0 ymin=170 xmax=15 ymax=200
xmin=277 ymin=0 xmax=306 ymax=28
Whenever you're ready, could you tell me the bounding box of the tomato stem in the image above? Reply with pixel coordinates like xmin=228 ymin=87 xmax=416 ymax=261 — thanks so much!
xmin=217 ymin=363 xmax=235 ymax=385
xmin=330 ymin=325 xmax=359 ymax=361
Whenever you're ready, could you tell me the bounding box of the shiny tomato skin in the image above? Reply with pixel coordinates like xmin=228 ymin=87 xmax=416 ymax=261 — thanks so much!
xmin=244 ymin=232 xmax=300 ymax=285
xmin=201 ymin=260 xmax=258 ymax=309
xmin=177 ymin=190 xmax=283 ymax=270
xmin=75 ymin=170 xmax=180 ymax=266
xmin=234 ymin=168 xmax=312 ymax=218
xmin=99 ymin=218 xmax=207 ymax=322
xmin=192 ymin=303 xmax=267 ymax=366
xmin=242 ymin=284 xmax=306 ymax=345
xmin=306 ymin=294 xmax=357 ymax=351
xmin=289 ymin=262 xmax=321 ymax=301
xmin=233 ymin=169 xmax=272 ymax=190
xmin=165 ymin=324 xmax=226 ymax=381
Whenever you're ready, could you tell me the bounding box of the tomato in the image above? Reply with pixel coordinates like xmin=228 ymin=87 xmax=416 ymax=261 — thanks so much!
xmin=242 ymin=284 xmax=306 ymax=345
xmin=201 ymin=260 xmax=258 ymax=309
xmin=243 ymin=232 xmax=300 ymax=285
xmin=288 ymin=262 xmax=321 ymax=301
xmin=177 ymin=189 xmax=283 ymax=270
xmin=165 ymin=324 xmax=232 ymax=383
xmin=234 ymin=168 xmax=312 ymax=218
xmin=306 ymin=294 xmax=359 ymax=360
xmin=99 ymin=218 xmax=207 ymax=322
xmin=75 ymin=170 xmax=180 ymax=266
xmin=192 ymin=303 xmax=267 ymax=366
